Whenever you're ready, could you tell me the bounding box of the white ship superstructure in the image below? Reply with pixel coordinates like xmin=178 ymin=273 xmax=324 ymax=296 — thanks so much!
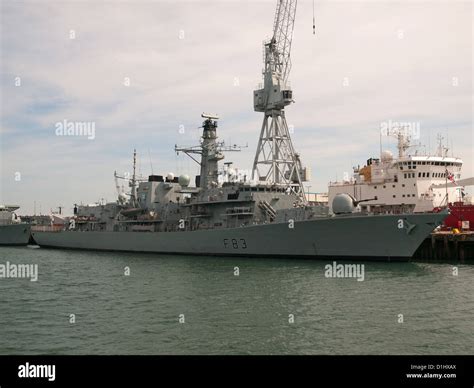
xmin=329 ymin=132 xmax=464 ymax=214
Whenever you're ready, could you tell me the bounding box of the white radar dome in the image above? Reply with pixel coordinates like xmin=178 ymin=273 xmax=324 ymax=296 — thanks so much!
xmin=178 ymin=174 xmax=191 ymax=187
xmin=118 ymin=193 xmax=127 ymax=203
xmin=381 ymin=150 xmax=393 ymax=162
xmin=166 ymin=172 xmax=175 ymax=181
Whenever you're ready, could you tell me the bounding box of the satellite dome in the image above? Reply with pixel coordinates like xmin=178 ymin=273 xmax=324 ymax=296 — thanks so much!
xmin=381 ymin=150 xmax=393 ymax=162
xmin=166 ymin=172 xmax=175 ymax=181
xmin=118 ymin=193 xmax=127 ymax=204
xmin=178 ymin=174 xmax=190 ymax=187
xmin=332 ymin=193 xmax=356 ymax=214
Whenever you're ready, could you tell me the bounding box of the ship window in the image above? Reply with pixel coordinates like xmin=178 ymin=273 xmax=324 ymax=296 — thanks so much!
xmin=393 ymin=195 xmax=396 ymax=198
xmin=404 ymin=173 xmax=407 ymax=179
xmin=426 ymin=173 xmax=430 ymax=178
xmin=418 ymin=172 xmax=421 ymax=177
xmin=402 ymin=194 xmax=405 ymax=197
xmin=383 ymin=185 xmax=386 ymax=188
xmin=422 ymin=173 xmax=426 ymax=178
xmin=392 ymin=185 xmax=395 ymax=188
xmin=230 ymin=191 xmax=241 ymax=200
xmin=374 ymin=186 xmax=377 ymax=189
xmin=422 ymin=161 xmax=426 ymax=165
xmin=402 ymin=184 xmax=405 ymax=187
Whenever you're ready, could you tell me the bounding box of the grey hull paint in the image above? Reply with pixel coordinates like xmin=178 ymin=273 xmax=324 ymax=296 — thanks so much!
xmin=0 ymin=224 xmax=31 ymax=245
xmin=31 ymin=212 xmax=444 ymax=260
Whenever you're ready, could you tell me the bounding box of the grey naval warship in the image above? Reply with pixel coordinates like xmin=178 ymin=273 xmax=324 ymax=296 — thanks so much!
xmin=32 ymin=0 xmax=447 ymax=260
xmin=32 ymin=115 xmax=447 ymax=261
xmin=0 ymin=206 xmax=31 ymax=245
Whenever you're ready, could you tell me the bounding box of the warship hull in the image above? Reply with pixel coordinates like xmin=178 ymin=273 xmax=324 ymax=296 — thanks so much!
xmin=32 ymin=212 xmax=445 ymax=261
xmin=0 ymin=224 xmax=31 ymax=245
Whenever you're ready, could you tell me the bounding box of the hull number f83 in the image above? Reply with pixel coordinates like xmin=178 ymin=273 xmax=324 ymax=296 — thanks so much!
xmin=223 ymin=238 xmax=247 ymax=249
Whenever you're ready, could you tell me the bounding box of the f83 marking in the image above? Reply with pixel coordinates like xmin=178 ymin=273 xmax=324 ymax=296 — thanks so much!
xmin=223 ymin=238 xmax=247 ymax=250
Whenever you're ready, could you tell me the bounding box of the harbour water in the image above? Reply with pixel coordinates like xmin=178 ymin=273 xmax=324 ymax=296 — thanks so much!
xmin=0 ymin=246 xmax=472 ymax=355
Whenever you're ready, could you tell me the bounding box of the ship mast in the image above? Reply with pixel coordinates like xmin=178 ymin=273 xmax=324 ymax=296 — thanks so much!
xmin=130 ymin=149 xmax=138 ymax=206
xmin=175 ymin=114 xmax=242 ymax=189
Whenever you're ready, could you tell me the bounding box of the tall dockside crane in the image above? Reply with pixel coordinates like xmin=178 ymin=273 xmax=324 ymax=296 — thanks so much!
xmin=252 ymin=0 xmax=308 ymax=199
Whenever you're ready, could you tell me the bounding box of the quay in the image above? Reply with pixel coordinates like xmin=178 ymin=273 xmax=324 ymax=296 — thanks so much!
xmin=413 ymin=231 xmax=474 ymax=262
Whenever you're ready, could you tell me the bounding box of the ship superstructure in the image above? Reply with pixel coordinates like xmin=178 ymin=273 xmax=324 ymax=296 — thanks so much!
xmin=70 ymin=115 xmax=324 ymax=235
xmin=329 ymin=130 xmax=466 ymax=214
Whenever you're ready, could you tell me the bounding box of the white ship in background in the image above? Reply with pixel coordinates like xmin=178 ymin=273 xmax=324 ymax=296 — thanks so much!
xmin=328 ymin=128 xmax=473 ymax=214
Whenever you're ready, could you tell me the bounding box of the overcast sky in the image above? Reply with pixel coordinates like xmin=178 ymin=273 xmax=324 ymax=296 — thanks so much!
xmin=1 ymin=0 xmax=472 ymax=215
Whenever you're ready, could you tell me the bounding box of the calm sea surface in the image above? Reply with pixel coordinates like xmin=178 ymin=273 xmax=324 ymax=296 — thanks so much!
xmin=0 ymin=246 xmax=472 ymax=355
